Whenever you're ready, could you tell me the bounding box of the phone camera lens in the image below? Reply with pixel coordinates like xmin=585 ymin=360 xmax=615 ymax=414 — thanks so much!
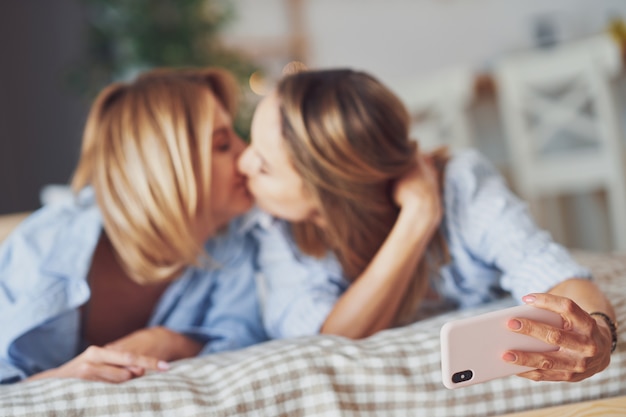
xmin=452 ymin=370 xmax=474 ymax=383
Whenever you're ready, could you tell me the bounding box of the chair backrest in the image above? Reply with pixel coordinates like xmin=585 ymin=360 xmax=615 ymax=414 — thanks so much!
xmin=495 ymin=34 xmax=626 ymax=250
xmin=390 ymin=67 xmax=476 ymax=151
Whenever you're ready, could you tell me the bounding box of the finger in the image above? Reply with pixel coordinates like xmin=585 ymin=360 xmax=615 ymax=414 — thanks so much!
xmin=84 ymin=346 xmax=169 ymax=372
xmin=502 ymin=349 xmax=582 ymax=373
xmin=107 ymin=350 xmax=170 ymax=372
xmin=506 ymin=316 xmax=589 ymax=351
xmin=126 ymin=366 xmax=146 ymax=377
xmin=516 ymin=368 xmax=583 ymax=382
xmin=73 ymin=362 xmax=135 ymax=383
xmin=522 ymin=293 xmax=593 ymax=332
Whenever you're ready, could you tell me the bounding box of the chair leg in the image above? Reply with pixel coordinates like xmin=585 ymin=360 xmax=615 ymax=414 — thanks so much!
xmin=606 ymin=183 xmax=626 ymax=252
xmin=552 ymin=196 xmax=570 ymax=247
xmin=589 ymin=189 xmax=613 ymax=251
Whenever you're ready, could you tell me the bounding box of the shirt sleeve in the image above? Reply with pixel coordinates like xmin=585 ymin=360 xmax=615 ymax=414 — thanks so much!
xmin=0 ymin=358 xmax=27 ymax=384
xmin=161 ymin=229 xmax=268 ymax=356
xmin=252 ymin=220 xmax=349 ymax=339
xmin=447 ymin=150 xmax=591 ymax=302
xmin=196 ymin=258 xmax=268 ymax=355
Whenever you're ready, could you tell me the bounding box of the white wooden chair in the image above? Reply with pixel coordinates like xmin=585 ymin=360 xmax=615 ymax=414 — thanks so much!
xmin=494 ymin=34 xmax=626 ymax=251
xmin=390 ymin=67 xmax=476 ymax=151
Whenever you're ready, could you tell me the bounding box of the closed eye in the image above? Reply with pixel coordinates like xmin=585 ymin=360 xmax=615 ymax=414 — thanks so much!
xmin=213 ymin=128 xmax=232 ymax=152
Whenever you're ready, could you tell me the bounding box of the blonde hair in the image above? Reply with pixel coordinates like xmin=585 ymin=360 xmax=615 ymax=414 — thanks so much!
xmin=71 ymin=67 xmax=239 ymax=284
xmin=276 ymin=69 xmax=449 ymax=325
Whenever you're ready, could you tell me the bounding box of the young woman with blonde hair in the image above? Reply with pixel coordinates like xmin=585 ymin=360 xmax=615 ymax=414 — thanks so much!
xmin=0 ymin=67 xmax=267 ymax=384
xmin=238 ymin=68 xmax=616 ymax=383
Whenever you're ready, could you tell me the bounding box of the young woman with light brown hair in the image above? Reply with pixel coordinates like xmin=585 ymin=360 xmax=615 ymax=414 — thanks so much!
xmin=238 ymin=68 xmax=616 ymax=383
xmin=0 ymin=67 xmax=267 ymax=384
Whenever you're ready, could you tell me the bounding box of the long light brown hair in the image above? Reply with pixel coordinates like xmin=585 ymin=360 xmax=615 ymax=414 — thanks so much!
xmin=71 ymin=67 xmax=238 ymax=284
xmin=276 ymin=69 xmax=449 ymax=325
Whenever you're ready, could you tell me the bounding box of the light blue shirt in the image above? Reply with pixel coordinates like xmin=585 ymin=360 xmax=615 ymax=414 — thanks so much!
xmin=0 ymin=189 xmax=268 ymax=384
xmin=248 ymin=149 xmax=591 ymax=339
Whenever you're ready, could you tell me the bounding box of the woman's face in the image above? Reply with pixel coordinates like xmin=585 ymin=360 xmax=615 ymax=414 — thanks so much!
xmin=238 ymin=92 xmax=322 ymax=224
xmin=206 ymin=98 xmax=254 ymax=232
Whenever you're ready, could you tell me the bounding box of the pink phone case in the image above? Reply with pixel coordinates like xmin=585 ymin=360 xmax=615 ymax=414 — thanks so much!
xmin=440 ymin=304 xmax=563 ymax=389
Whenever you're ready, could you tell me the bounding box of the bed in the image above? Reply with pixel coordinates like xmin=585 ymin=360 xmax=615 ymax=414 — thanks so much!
xmin=0 ymin=213 xmax=624 ymax=416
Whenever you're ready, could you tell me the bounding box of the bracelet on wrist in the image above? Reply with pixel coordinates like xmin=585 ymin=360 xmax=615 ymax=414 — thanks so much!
xmin=590 ymin=311 xmax=618 ymax=354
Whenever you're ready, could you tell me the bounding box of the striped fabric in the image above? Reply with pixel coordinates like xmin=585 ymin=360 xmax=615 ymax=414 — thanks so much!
xmin=251 ymin=149 xmax=591 ymax=339
xmin=438 ymin=149 xmax=591 ymax=308
xmin=0 ymin=251 xmax=623 ymax=417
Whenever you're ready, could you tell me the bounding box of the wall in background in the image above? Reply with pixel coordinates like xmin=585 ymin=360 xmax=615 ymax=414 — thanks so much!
xmin=0 ymin=0 xmax=87 ymax=214
xmin=2 ymin=0 xmax=625 ymax=252
xmin=224 ymin=0 xmax=626 ymax=252
xmin=226 ymin=0 xmax=626 ymax=84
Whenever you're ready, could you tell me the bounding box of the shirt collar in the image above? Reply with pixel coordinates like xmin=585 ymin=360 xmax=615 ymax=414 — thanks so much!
xmin=236 ymin=206 xmax=276 ymax=234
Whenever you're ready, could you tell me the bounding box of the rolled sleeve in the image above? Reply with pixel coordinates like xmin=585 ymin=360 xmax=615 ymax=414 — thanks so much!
xmin=180 ymin=326 xmax=243 ymax=355
xmin=190 ymin=266 xmax=268 ymax=355
xmin=151 ymin=223 xmax=268 ymax=355
xmin=151 ymin=270 xmax=266 ymax=356
xmin=0 ymin=359 xmax=26 ymax=384
xmin=262 ymin=280 xmax=341 ymax=339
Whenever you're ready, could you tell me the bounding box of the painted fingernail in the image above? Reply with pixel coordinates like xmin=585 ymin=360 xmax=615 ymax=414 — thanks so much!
xmin=502 ymin=352 xmax=517 ymax=362
xmin=522 ymin=295 xmax=536 ymax=304
xmin=508 ymin=319 xmax=522 ymax=330
xmin=158 ymin=361 xmax=170 ymax=371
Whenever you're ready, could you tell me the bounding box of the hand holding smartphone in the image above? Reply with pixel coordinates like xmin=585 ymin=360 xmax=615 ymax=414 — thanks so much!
xmin=440 ymin=304 xmax=562 ymax=389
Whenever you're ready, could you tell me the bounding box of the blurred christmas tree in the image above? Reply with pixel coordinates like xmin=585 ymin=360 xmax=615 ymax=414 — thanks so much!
xmin=69 ymin=0 xmax=258 ymax=138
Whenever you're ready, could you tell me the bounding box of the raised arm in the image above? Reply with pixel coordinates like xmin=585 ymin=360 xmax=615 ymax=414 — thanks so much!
xmin=320 ymin=155 xmax=442 ymax=338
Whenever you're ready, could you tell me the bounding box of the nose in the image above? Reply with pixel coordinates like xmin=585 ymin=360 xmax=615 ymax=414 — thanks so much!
xmin=237 ymin=145 xmax=253 ymax=176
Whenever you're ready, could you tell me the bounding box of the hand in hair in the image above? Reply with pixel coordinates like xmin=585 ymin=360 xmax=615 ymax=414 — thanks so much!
xmin=25 ymin=345 xmax=169 ymax=383
xmin=392 ymin=152 xmax=443 ymax=236
xmin=321 ymin=153 xmax=446 ymax=338
xmin=105 ymin=326 xmax=203 ymax=362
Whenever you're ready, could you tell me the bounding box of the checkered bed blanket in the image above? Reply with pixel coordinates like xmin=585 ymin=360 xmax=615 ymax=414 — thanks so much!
xmin=1 ymin=251 xmax=624 ymax=417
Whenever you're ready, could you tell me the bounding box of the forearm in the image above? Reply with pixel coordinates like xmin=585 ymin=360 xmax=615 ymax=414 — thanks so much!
xmin=105 ymin=326 xmax=203 ymax=361
xmin=320 ymin=204 xmax=435 ymax=338
xmin=163 ymin=328 xmax=204 ymax=360
xmin=25 ymin=369 xmax=54 ymax=382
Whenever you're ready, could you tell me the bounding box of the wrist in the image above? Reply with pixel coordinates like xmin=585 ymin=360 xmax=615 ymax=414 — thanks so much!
xmin=590 ymin=312 xmax=618 ymax=354
xmin=398 ymin=200 xmax=440 ymax=236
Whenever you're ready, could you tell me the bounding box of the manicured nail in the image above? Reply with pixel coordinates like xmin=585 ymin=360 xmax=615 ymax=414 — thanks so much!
xmin=502 ymin=352 xmax=517 ymax=362
xmin=508 ymin=319 xmax=522 ymax=330
xmin=522 ymin=295 xmax=536 ymax=304
xmin=158 ymin=361 xmax=170 ymax=371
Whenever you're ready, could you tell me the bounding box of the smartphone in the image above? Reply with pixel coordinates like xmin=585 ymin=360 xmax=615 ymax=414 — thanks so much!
xmin=440 ymin=304 xmax=563 ymax=389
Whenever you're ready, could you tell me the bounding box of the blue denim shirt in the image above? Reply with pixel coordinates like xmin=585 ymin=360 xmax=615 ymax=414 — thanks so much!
xmin=0 ymin=189 xmax=268 ymax=384
xmin=249 ymin=149 xmax=591 ymax=339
